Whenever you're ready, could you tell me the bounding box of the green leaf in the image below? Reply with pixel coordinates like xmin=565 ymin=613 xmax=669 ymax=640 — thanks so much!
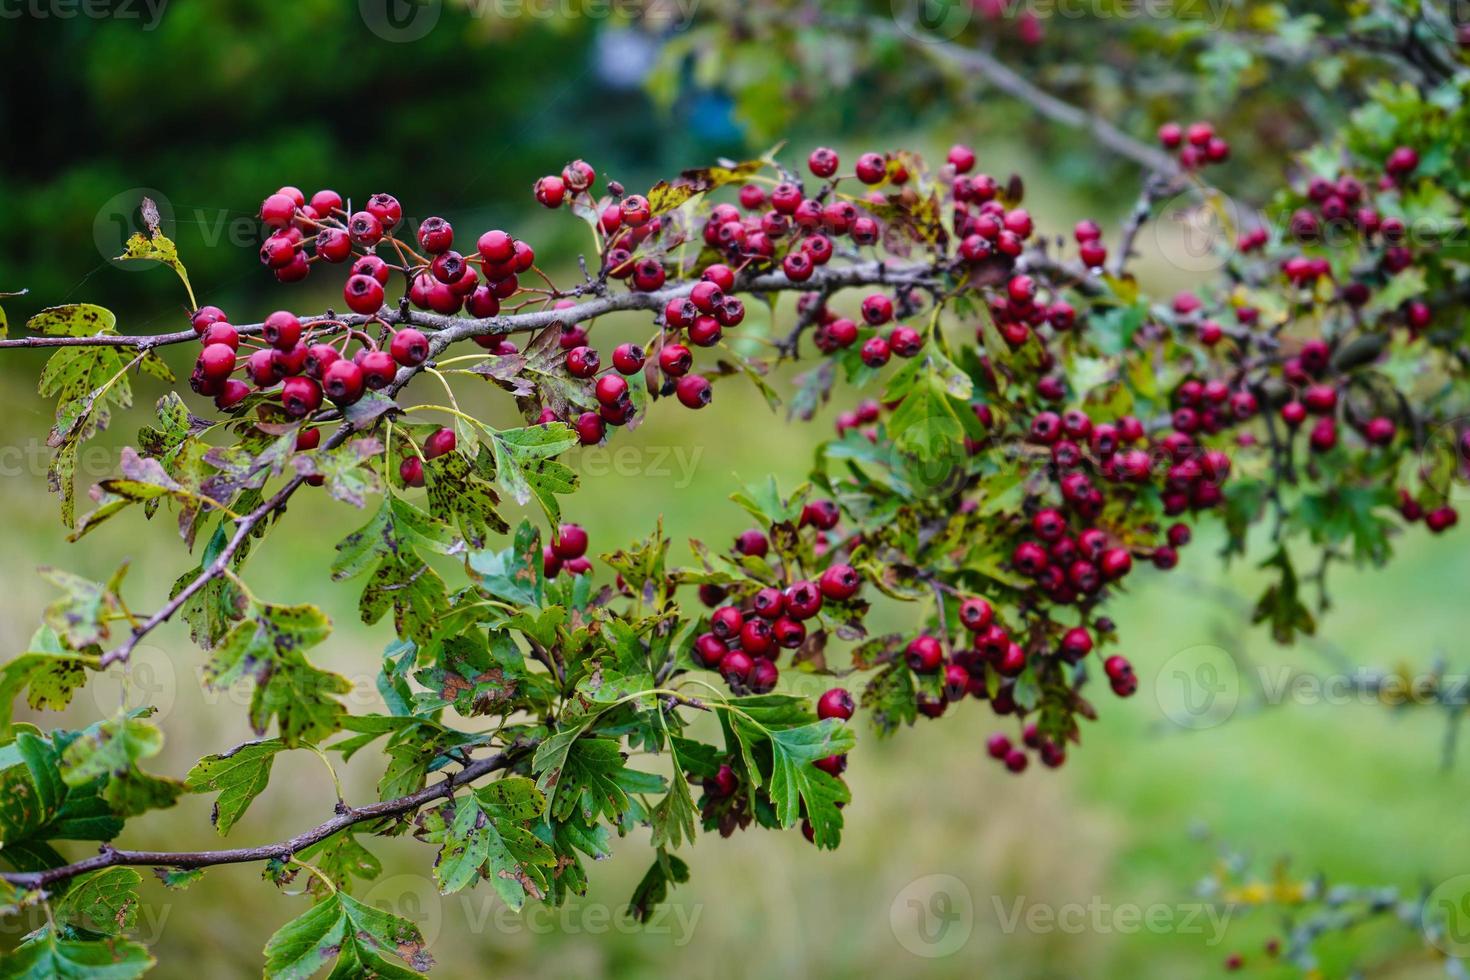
xmin=0 ymin=730 xmax=123 ymax=855
xmin=291 ymin=437 xmax=383 ymax=508
xmin=0 ymin=627 xmax=93 ymax=734
xmin=39 ymin=565 xmax=129 ymax=651
xmin=731 ymin=716 xmax=854 ymax=848
xmin=489 ymin=423 xmax=580 ymax=524
xmin=53 ymin=868 xmax=142 ymax=936
xmin=548 ymin=737 xmax=663 ymax=827
xmin=153 ymin=867 xmax=205 ymax=890
xmin=425 ymin=450 xmax=509 ymax=549
xmin=650 ymin=739 xmax=700 ymax=849
xmin=626 ymin=850 xmax=690 ymax=923
xmin=0 ymin=928 xmax=154 ymax=980
xmin=469 ymin=520 xmax=545 ymax=608
xmin=116 ymin=213 xmax=194 ymax=305
xmin=60 ymin=711 xmax=185 ymax=818
xmin=294 ymin=831 xmax=382 ymax=896
xmin=415 ymin=777 xmax=554 ymax=909
xmin=1251 ymin=547 xmax=1317 ymax=644
xmin=203 ymin=603 xmax=350 ymax=747
xmin=184 ymin=738 xmax=285 ymax=836
xmin=262 ymin=891 xmax=432 ymax=979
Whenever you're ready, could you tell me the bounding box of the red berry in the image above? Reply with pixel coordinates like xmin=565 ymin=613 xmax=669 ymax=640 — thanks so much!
xmin=855 ymin=152 xmax=887 ymax=184
xmin=281 ymin=376 xmax=323 ymax=417
xmin=565 ymin=346 xmax=600 ymax=378
xmin=560 ymin=411 xmax=598 ymax=446
xmin=735 ymin=530 xmax=768 ymax=557
xmin=399 ymin=456 xmax=425 ymax=488
xmin=784 ymin=580 xmax=823 ymax=620
xmin=534 ymin=175 xmax=566 ymax=208
xmin=389 ymin=328 xmax=430 ymax=367
xmin=720 ymin=650 xmax=754 ymax=685
xmin=905 ymin=635 xmax=943 ymax=673
xmin=808 ymin=147 xmax=839 ymax=178
xmin=322 ymin=359 xmax=365 ymax=404
xmin=260 ymin=193 xmax=296 ymax=228
xmin=675 ymin=374 xmax=712 ymax=409
xmin=860 ymin=336 xmax=890 ymax=368
xmin=423 ymin=427 xmax=456 ymax=460
xmin=417 ymin=217 xmax=454 ymax=254
xmin=344 ymin=274 xmax=385 ymax=315
xmin=818 ymin=563 xmax=860 ymax=601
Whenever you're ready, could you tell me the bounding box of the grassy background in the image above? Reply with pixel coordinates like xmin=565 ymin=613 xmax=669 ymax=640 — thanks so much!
xmin=2 ymin=13 xmax=1467 ymax=980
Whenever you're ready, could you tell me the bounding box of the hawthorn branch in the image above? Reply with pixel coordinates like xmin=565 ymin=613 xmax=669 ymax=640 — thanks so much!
xmin=84 ymin=258 xmax=942 ymax=665
xmin=0 ymin=259 xmax=943 ymax=357
xmin=0 ymin=746 xmax=528 ymax=891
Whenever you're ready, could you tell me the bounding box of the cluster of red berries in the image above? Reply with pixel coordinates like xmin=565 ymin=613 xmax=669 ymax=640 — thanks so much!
xmin=691 ymin=519 xmax=860 ymax=697
xmin=186 ymin=304 xmax=431 ymax=419
xmin=397 ymin=426 xmax=456 ymax=488
xmin=1156 ymin=120 xmax=1231 ymax=169
xmin=984 ymin=721 xmax=1066 ymax=775
xmin=804 ymin=290 xmax=927 ymax=366
xmin=984 ymin=271 xmax=1081 ymax=350
xmin=258 ymin=185 xmax=537 ymax=321
xmin=541 ymin=522 xmax=593 ymax=577
xmin=946 ymin=144 xmax=1042 ymax=268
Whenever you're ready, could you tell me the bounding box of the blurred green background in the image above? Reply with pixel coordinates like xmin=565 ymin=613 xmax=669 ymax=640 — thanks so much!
xmin=3 ymin=4 xmax=1468 ymax=978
